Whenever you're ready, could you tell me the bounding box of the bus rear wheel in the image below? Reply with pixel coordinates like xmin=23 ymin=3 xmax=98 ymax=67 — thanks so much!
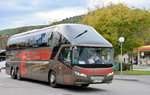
xmin=11 ymin=68 xmax=16 ymax=79
xmin=17 ymin=68 xmax=22 ymax=80
xmin=81 ymin=84 xmax=89 ymax=87
xmin=49 ymin=71 xmax=58 ymax=88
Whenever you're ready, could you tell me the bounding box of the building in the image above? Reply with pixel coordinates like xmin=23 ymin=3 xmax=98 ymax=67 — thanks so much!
xmin=137 ymin=45 xmax=150 ymax=65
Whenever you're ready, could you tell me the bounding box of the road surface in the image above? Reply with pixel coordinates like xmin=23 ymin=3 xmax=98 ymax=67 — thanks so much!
xmin=0 ymin=69 xmax=150 ymax=95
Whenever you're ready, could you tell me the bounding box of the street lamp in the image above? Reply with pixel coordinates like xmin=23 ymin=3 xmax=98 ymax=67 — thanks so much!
xmin=119 ymin=37 xmax=125 ymax=78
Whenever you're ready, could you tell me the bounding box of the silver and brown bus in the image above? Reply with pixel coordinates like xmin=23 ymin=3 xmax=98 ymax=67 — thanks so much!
xmin=6 ymin=24 xmax=113 ymax=87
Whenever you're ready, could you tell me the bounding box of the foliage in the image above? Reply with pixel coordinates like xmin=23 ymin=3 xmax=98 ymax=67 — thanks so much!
xmin=118 ymin=62 xmax=131 ymax=71
xmin=51 ymin=15 xmax=83 ymax=25
xmin=0 ymin=36 xmax=8 ymax=49
xmin=80 ymin=3 xmax=150 ymax=55
xmin=144 ymin=38 xmax=150 ymax=45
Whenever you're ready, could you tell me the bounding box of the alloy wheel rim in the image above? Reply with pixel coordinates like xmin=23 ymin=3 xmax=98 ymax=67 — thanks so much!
xmin=12 ymin=69 xmax=14 ymax=76
xmin=50 ymin=74 xmax=55 ymax=84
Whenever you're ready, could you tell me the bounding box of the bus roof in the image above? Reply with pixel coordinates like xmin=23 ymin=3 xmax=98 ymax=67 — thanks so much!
xmin=10 ymin=24 xmax=112 ymax=47
xmin=57 ymin=24 xmax=112 ymax=47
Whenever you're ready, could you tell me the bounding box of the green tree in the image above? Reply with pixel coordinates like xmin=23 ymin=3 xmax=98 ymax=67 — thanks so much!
xmin=80 ymin=3 xmax=150 ymax=55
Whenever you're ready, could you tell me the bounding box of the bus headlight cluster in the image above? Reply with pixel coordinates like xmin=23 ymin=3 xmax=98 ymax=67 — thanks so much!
xmin=74 ymin=71 xmax=87 ymax=77
xmin=107 ymin=72 xmax=114 ymax=77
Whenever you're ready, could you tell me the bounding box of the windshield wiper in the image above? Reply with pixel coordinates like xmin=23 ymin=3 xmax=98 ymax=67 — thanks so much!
xmin=74 ymin=30 xmax=88 ymax=39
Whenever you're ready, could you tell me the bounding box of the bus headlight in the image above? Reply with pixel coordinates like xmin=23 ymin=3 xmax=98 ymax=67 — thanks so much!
xmin=107 ymin=72 xmax=114 ymax=77
xmin=74 ymin=71 xmax=87 ymax=77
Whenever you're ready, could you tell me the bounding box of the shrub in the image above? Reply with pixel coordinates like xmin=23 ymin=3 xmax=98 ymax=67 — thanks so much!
xmin=118 ymin=62 xmax=131 ymax=71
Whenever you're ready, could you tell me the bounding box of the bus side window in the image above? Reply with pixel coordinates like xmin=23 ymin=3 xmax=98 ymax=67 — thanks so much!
xmin=58 ymin=48 xmax=64 ymax=62
xmin=54 ymin=33 xmax=70 ymax=47
xmin=7 ymin=38 xmax=17 ymax=50
xmin=47 ymin=32 xmax=53 ymax=46
xmin=50 ymin=47 xmax=59 ymax=60
xmin=58 ymin=47 xmax=71 ymax=66
xmin=54 ymin=33 xmax=61 ymax=47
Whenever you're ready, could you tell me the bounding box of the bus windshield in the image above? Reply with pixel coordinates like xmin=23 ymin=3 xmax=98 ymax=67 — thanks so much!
xmin=72 ymin=47 xmax=113 ymax=65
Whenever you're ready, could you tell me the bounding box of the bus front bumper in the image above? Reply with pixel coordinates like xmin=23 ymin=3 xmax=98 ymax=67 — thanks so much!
xmin=73 ymin=74 xmax=113 ymax=85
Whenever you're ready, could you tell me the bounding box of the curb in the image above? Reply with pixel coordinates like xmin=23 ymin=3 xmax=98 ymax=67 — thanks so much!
xmin=114 ymin=78 xmax=139 ymax=81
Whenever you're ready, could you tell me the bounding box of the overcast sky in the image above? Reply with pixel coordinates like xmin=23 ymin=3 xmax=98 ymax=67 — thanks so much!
xmin=0 ymin=0 xmax=149 ymax=30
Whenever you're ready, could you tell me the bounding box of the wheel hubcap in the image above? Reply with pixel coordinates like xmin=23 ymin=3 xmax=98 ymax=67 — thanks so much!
xmin=12 ymin=69 xmax=14 ymax=76
xmin=50 ymin=75 xmax=55 ymax=83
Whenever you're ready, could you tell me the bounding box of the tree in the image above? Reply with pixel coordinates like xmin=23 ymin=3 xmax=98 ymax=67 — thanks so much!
xmin=0 ymin=36 xmax=9 ymax=49
xmin=17 ymin=27 xmax=26 ymax=34
xmin=80 ymin=3 xmax=150 ymax=55
xmin=144 ymin=38 xmax=150 ymax=45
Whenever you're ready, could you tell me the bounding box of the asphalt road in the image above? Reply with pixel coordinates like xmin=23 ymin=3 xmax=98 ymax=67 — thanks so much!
xmin=0 ymin=69 xmax=150 ymax=95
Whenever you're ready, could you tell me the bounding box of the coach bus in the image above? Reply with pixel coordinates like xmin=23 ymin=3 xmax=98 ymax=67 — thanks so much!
xmin=6 ymin=24 xmax=113 ymax=87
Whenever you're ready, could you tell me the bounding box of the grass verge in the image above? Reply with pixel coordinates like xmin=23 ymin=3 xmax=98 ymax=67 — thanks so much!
xmin=114 ymin=70 xmax=150 ymax=75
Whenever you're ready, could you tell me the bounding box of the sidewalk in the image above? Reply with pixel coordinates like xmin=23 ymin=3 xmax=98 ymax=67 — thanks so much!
xmin=114 ymin=75 xmax=139 ymax=81
xmin=114 ymin=66 xmax=150 ymax=82
xmin=133 ymin=65 xmax=150 ymax=71
xmin=114 ymin=75 xmax=150 ymax=85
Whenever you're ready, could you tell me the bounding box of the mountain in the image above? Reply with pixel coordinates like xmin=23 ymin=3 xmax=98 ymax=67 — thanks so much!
xmin=51 ymin=15 xmax=83 ymax=25
xmin=0 ymin=25 xmax=49 ymax=36
xmin=0 ymin=15 xmax=83 ymax=37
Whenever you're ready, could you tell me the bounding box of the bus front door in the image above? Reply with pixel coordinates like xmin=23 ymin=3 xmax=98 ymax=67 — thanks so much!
xmin=59 ymin=62 xmax=73 ymax=85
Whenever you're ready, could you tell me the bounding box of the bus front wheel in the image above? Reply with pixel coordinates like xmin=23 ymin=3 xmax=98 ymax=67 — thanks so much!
xmin=49 ymin=71 xmax=58 ymax=88
xmin=11 ymin=68 xmax=16 ymax=79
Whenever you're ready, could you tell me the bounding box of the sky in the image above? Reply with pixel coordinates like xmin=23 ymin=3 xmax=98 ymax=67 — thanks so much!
xmin=0 ymin=0 xmax=149 ymax=30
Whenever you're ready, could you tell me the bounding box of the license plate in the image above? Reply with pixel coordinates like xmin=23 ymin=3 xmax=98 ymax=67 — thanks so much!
xmin=91 ymin=76 xmax=104 ymax=80
xmin=93 ymin=80 xmax=102 ymax=83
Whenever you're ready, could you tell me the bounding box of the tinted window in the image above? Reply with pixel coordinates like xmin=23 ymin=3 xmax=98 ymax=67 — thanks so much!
xmin=27 ymin=29 xmax=53 ymax=48
xmin=62 ymin=34 xmax=70 ymax=44
xmin=7 ymin=27 xmax=57 ymax=50
xmin=58 ymin=47 xmax=71 ymax=66
xmin=47 ymin=32 xmax=54 ymax=46
xmin=54 ymin=32 xmax=61 ymax=47
xmin=54 ymin=33 xmax=70 ymax=47
xmin=51 ymin=32 xmax=70 ymax=59
xmin=50 ymin=47 xmax=59 ymax=60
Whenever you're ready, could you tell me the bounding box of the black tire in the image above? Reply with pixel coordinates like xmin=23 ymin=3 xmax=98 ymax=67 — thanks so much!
xmin=49 ymin=71 xmax=58 ymax=88
xmin=81 ymin=84 xmax=89 ymax=87
xmin=17 ymin=68 xmax=22 ymax=80
xmin=11 ymin=68 xmax=16 ymax=79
